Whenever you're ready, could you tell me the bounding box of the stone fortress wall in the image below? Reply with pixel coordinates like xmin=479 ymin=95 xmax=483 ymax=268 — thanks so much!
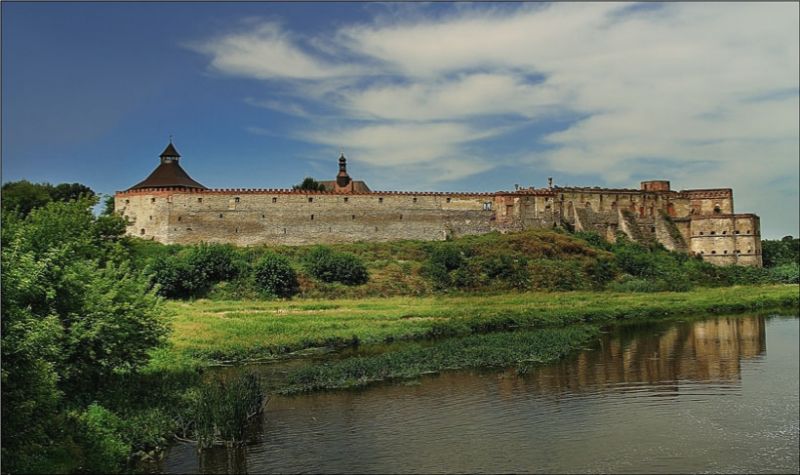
xmin=115 ymin=147 xmax=763 ymax=266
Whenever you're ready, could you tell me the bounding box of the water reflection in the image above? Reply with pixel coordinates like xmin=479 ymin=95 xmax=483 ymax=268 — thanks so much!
xmin=501 ymin=316 xmax=767 ymax=399
xmin=162 ymin=314 xmax=798 ymax=474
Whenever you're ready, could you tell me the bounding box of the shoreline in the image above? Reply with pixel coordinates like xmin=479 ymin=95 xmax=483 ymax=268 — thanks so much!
xmin=162 ymin=284 xmax=800 ymax=365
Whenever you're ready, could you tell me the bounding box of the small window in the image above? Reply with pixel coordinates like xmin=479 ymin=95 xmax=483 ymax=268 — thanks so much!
xmin=711 ymin=250 xmax=716 ymax=254
xmin=235 ymin=197 xmax=240 ymax=203
xmin=352 ymin=214 xmax=356 ymax=220
xmin=235 ymin=227 xmax=239 ymax=233
xmin=413 ymin=197 xmax=418 ymax=203
xmin=375 ymin=226 xmax=378 ymax=231
xmin=483 ymin=202 xmax=492 ymax=211
xmin=344 ymin=197 xmax=349 ymax=203
xmin=140 ymin=228 xmax=145 ymax=235
xmin=149 ymin=216 xmax=152 ymax=221
xmin=177 ymin=216 xmax=181 ymax=221
xmin=272 ymin=197 xmax=277 ymax=203
xmin=262 ymin=214 xmax=265 ymax=219
xmin=378 ymin=197 xmax=383 ymax=203
xmin=710 ymin=231 xmax=716 ymax=235
xmin=400 ymin=214 xmax=403 ymax=220
xmin=699 ymin=231 xmax=704 ymax=235
xmin=746 ymin=230 xmax=750 ymax=234
xmin=701 ymin=251 xmax=705 ymax=255
xmin=219 ymin=213 xmax=223 ymax=218
xmin=735 ymin=230 xmax=740 ymax=234
xmin=151 ymin=198 xmax=156 ymax=203
xmin=650 ymin=226 xmax=656 ymax=233
xmin=283 ymin=228 xmax=287 ymax=234
xmin=310 ymin=214 xmax=314 ymax=220
xmin=308 ymin=197 xmax=313 ymax=203
xmin=186 ymin=227 xmax=192 ymax=231
xmin=125 ymin=199 xmax=130 ymax=204
xmin=722 ymin=230 xmax=727 ymax=235
xmin=446 ymin=197 xmax=451 ymax=203
xmin=724 ymin=250 xmax=728 ymax=254
xmin=747 ymin=248 xmax=752 ymax=253
xmin=197 ymin=197 xmax=203 ymax=203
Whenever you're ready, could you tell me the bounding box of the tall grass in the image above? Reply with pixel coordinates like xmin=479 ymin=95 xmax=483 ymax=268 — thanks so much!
xmin=166 ymin=285 xmax=799 ymax=363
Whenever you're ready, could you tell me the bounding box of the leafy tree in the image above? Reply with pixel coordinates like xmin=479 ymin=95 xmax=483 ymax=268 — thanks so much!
xmin=1 ymin=180 xmax=95 ymax=217
xmin=1 ymin=197 xmax=166 ymax=473
xmin=762 ymin=236 xmax=800 ymax=268
xmin=293 ymin=177 xmax=327 ymax=191
xmin=1 ymin=180 xmax=54 ymax=216
xmin=254 ymin=253 xmax=300 ymax=298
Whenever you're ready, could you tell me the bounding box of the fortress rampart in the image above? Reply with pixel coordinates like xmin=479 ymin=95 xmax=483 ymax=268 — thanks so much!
xmin=115 ymin=144 xmax=762 ymax=266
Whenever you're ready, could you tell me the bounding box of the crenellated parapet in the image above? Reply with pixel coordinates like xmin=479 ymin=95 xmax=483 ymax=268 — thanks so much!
xmin=115 ymin=142 xmax=762 ymax=266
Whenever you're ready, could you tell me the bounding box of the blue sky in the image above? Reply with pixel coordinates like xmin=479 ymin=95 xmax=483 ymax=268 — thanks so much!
xmin=2 ymin=2 xmax=798 ymax=238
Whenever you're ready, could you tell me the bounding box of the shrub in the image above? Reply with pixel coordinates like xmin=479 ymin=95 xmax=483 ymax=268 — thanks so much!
xmin=305 ymin=246 xmax=369 ymax=285
xmin=69 ymin=404 xmax=129 ymax=473
xmin=254 ymin=253 xmax=299 ymax=298
xmin=482 ymin=254 xmax=530 ymax=290
xmin=428 ymin=244 xmax=465 ymax=271
xmin=185 ymin=243 xmax=242 ymax=282
xmin=146 ymin=254 xmax=207 ymax=299
xmin=768 ymin=263 xmax=799 ymax=284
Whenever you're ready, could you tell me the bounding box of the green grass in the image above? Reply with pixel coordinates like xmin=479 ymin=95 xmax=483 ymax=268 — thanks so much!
xmin=279 ymin=325 xmax=600 ymax=394
xmin=165 ymin=284 xmax=799 ymax=363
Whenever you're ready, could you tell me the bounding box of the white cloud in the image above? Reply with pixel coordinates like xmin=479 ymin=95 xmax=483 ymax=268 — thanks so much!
xmin=192 ymin=3 xmax=799 ymax=233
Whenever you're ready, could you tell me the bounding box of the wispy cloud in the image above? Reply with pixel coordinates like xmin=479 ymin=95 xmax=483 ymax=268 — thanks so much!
xmin=191 ymin=1 xmax=799 ymax=220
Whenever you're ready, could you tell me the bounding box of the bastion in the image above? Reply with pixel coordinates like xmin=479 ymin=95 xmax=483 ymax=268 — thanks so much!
xmin=115 ymin=142 xmax=763 ymax=266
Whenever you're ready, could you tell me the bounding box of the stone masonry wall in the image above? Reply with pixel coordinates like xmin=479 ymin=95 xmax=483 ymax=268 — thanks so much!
xmin=115 ymin=184 xmax=762 ymax=266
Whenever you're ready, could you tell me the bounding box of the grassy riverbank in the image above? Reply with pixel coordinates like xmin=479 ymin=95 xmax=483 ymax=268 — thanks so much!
xmin=166 ymin=284 xmax=799 ymax=363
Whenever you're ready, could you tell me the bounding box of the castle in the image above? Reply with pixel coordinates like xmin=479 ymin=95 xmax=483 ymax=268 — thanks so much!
xmin=115 ymin=142 xmax=763 ymax=266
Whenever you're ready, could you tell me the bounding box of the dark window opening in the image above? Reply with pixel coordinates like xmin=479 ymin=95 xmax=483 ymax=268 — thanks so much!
xmin=723 ymin=230 xmax=727 ymax=235
xmin=262 ymin=214 xmax=265 ymax=219
xmin=400 ymin=214 xmax=403 ymax=220
xmin=198 ymin=197 xmax=203 ymax=203
xmin=149 ymin=216 xmax=152 ymax=221
xmin=311 ymin=214 xmax=314 ymax=220
xmin=344 ymin=197 xmax=349 ymax=203
xmin=308 ymin=197 xmax=313 ymax=203
xmin=283 ymin=228 xmax=287 ymax=234
xmin=378 ymin=197 xmax=383 ymax=203
xmin=151 ymin=198 xmax=156 ymax=203
xmin=272 ymin=197 xmax=277 ymax=203
xmin=735 ymin=230 xmax=740 ymax=234
xmin=219 ymin=213 xmax=223 ymax=218
xmin=724 ymin=250 xmax=728 ymax=254
xmin=125 ymin=199 xmax=130 ymax=204
xmin=699 ymin=231 xmax=704 ymax=235
xmin=140 ymin=229 xmax=145 ymax=235
xmin=234 ymin=197 xmax=240 ymax=203
xmin=413 ymin=197 xmax=418 ymax=203
xmin=710 ymin=231 xmax=716 ymax=235
xmin=177 ymin=216 xmax=181 ymax=221
xmin=446 ymin=197 xmax=451 ymax=203
xmin=352 ymin=214 xmax=356 ymax=220
xmin=711 ymin=250 xmax=716 ymax=254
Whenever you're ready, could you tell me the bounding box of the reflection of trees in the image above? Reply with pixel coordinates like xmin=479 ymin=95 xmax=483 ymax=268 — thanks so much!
xmin=501 ymin=316 xmax=766 ymax=397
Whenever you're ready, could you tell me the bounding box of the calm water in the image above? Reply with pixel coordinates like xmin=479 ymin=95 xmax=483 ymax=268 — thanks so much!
xmin=162 ymin=314 xmax=799 ymax=474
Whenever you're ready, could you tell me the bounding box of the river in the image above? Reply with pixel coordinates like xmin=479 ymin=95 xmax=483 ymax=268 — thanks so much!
xmin=161 ymin=314 xmax=799 ymax=474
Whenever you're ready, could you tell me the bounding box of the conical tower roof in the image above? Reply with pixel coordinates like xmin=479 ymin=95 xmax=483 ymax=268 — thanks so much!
xmin=128 ymin=142 xmax=206 ymax=190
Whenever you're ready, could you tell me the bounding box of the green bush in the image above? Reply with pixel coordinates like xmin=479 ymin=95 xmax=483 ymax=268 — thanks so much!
xmin=767 ymin=263 xmax=799 ymax=284
xmin=305 ymin=246 xmax=369 ymax=285
xmin=762 ymin=236 xmax=800 ymax=268
xmin=185 ymin=243 xmax=242 ymax=282
xmin=254 ymin=253 xmax=299 ymax=298
xmin=69 ymin=404 xmax=129 ymax=473
xmin=146 ymin=254 xmax=207 ymax=299
xmin=482 ymin=254 xmax=530 ymax=289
